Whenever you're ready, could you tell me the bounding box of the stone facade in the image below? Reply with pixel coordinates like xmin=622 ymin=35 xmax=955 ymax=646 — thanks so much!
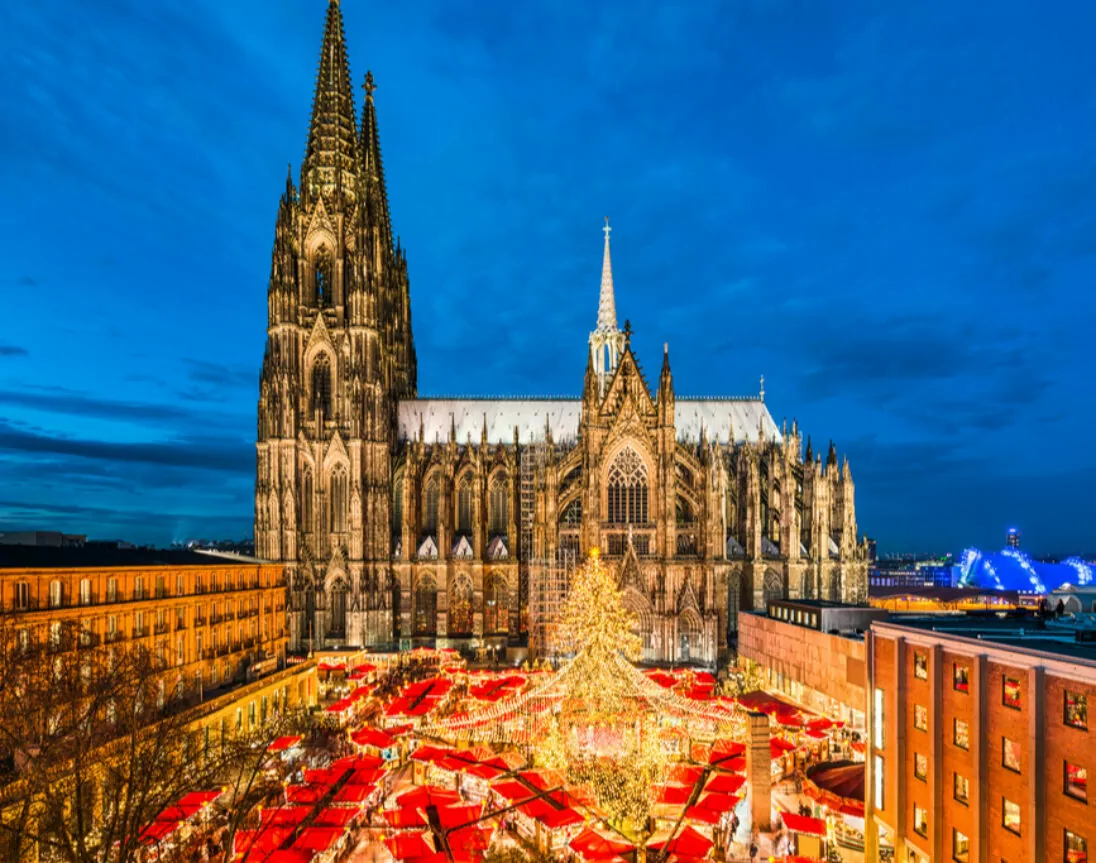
xmin=256 ymin=1 xmax=869 ymax=660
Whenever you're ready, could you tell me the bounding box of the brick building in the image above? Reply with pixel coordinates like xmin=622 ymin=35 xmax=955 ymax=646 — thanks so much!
xmin=0 ymin=546 xmax=289 ymax=696
xmin=866 ymin=616 xmax=1094 ymax=863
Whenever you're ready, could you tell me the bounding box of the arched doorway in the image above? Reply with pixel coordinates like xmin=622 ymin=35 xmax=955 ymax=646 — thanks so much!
xmin=448 ymin=575 xmax=473 ymax=637
xmin=762 ymin=569 xmax=783 ymax=611
xmin=678 ymin=609 xmax=703 ymax=663
xmin=414 ymin=575 xmax=437 ymax=637
xmin=327 ymin=577 xmax=347 ymax=639
xmin=622 ymin=588 xmax=653 ymax=660
xmin=484 ymin=573 xmax=509 ymax=635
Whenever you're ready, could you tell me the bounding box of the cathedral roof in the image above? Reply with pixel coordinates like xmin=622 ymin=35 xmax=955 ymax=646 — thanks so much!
xmin=396 ymin=397 xmax=781 ymax=446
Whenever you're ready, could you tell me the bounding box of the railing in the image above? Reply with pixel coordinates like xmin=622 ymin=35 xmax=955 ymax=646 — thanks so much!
xmin=175 ymin=618 xmax=187 ymax=630
xmin=201 ymin=648 xmax=215 ymax=660
xmin=8 ymin=597 xmax=40 ymax=613
xmin=106 ymin=631 xmax=124 ymax=644
xmin=154 ymin=587 xmax=167 ymax=599
xmin=132 ymin=627 xmax=146 ymax=639
xmin=210 ymin=614 xmax=223 ymax=625
xmin=154 ymin=623 xmax=170 ymax=636
xmin=216 ymin=644 xmax=230 ymax=657
xmin=194 ymin=615 xmax=206 ymax=627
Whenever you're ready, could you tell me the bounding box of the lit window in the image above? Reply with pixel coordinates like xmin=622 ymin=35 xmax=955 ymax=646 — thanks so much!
xmin=914 ymin=704 xmax=928 ymax=732
xmin=873 ymin=754 xmax=884 ymax=810
xmin=914 ymin=753 xmax=928 ymax=781
xmin=13 ymin=582 xmax=29 ymax=610
xmin=953 ymin=663 xmax=970 ymax=693
xmin=1065 ymin=830 xmax=1087 ymax=863
xmin=913 ymin=804 xmax=928 ymax=837
xmin=954 ymin=773 xmax=969 ymax=805
xmin=1002 ymin=798 xmax=1021 ymax=835
xmin=49 ymin=580 xmax=63 ymax=609
xmin=914 ymin=652 xmax=928 ymax=680
xmin=954 ymin=718 xmax=970 ymax=750
xmin=107 ymin=578 xmax=117 ymax=602
xmin=1003 ymin=737 xmax=1021 ymax=773
xmin=1003 ymin=676 xmax=1022 ymax=709
xmin=952 ymin=828 xmax=969 ymax=863
xmin=1065 ymin=762 xmax=1088 ymax=802
xmin=1065 ymin=690 xmax=1088 ymax=730
xmin=873 ymin=688 xmax=885 ymax=749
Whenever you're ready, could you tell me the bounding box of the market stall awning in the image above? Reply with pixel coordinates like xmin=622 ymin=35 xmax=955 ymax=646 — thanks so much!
xmin=648 ymin=824 xmax=714 ymax=858
xmin=312 ymin=807 xmax=357 ymax=827
xmin=569 ymin=826 xmax=635 ymax=860
xmin=655 ymin=785 xmax=693 ymax=805
xmin=268 ymin=735 xmax=303 ymax=753
xmin=384 ymin=808 xmax=428 ymax=828
xmin=350 ymin=727 xmax=395 ymax=749
xmin=780 ymin=812 xmax=827 ymax=836
xmin=696 ymin=792 xmax=740 ymax=814
xmin=684 ymin=805 xmax=722 ymax=825
xmin=333 ymin=783 xmax=375 ymax=804
xmin=137 ymin=820 xmax=179 ymax=845
xmin=291 ymin=827 xmax=344 ymax=854
xmin=398 ymin=785 xmax=462 ymax=809
xmin=386 ymin=832 xmax=434 ymax=860
xmin=704 ymin=773 xmax=745 ymax=795
xmin=770 ymin=737 xmax=797 ymax=758
xmin=804 ymin=760 xmax=865 ymax=817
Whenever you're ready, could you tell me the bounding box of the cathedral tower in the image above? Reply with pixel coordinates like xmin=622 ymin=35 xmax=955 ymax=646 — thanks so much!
xmin=256 ymin=0 xmax=414 ymax=651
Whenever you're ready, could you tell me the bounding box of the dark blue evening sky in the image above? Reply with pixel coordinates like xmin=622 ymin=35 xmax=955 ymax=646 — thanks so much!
xmin=2 ymin=1 xmax=1095 ymax=555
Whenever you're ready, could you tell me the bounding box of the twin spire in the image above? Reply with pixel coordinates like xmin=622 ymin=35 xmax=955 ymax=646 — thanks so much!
xmin=589 ymin=219 xmax=626 ymax=392
xmin=596 ymin=217 xmax=618 ymax=333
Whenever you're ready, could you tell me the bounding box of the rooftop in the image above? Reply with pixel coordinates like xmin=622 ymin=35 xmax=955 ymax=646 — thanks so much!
xmin=0 ymin=546 xmax=269 ymax=571
xmin=880 ymin=612 xmax=1096 ymax=664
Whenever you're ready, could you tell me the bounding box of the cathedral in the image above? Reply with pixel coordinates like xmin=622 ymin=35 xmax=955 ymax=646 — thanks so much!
xmin=255 ymin=0 xmax=869 ymax=663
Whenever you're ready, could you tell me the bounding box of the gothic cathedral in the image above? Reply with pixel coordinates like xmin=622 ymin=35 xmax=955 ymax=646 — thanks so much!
xmin=255 ymin=1 xmax=869 ymax=663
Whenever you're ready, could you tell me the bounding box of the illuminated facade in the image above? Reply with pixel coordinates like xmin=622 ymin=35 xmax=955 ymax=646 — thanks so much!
xmin=866 ymin=617 xmax=1094 ymax=863
xmin=0 ymin=547 xmax=288 ymax=693
xmin=256 ymin=0 xmax=869 ymax=659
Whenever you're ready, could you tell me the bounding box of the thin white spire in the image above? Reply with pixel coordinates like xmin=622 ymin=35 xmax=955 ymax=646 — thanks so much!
xmin=596 ymin=217 xmax=618 ymax=333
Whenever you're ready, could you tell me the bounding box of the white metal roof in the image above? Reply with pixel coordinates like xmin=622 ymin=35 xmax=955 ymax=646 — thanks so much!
xmin=396 ymin=398 xmax=782 ymax=446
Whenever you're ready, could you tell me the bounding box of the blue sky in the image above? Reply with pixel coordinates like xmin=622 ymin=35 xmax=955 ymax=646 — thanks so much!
xmin=1 ymin=1 xmax=1094 ymax=555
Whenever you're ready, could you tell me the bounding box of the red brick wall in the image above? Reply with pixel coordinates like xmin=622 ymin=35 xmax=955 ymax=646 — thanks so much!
xmin=983 ymin=660 xmax=1028 ymax=862
xmin=1045 ymin=673 xmax=1095 ymax=863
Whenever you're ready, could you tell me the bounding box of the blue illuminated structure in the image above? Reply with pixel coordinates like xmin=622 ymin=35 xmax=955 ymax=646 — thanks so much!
xmin=957 ymin=547 xmax=1093 ymax=593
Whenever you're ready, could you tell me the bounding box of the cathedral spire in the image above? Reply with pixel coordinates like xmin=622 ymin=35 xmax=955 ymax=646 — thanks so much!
xmin=302 ymin=0 xmax=359 ymax=200
xmin=588 ymin=218 xmax=626 ymax=393
xmin=360 ymin=70 xmax=393 ymax=253
xmin=596 ymin=217 xmax=618 ymax=333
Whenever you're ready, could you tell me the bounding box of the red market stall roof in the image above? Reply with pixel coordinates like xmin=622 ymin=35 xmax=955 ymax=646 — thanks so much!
xmin=737 ymin=690 xmax=810 ymax=717
xmin=262 ymin=851 xmax=313 ymax=863
xmin=234 ymin=827 xmax=294 ymax=855
xmin=410 ymin=744 xmax=451 ymax=763
xmin=291 ymin=827 xmax=344 ymax=854
xmin=436 ymin=803 xmax=483 ymax=830
xmin=176 ymin=790 xmax=222 ymax=807
xmin=648 ymin=825 xmax=714 ymax=858
xmin=138 ymin=820 xmax=179 ymax=845
xmin=398 ymin=785 xmax=462 ymax=809
xmin=152 ymin=803 xmax=202 ymax=823
xmin=667 ymin=764 xmax=704 ymax=785
xmin=325 ymin=699 xmax=353 ymax=714
xmin=696 ymin=792 xmax=739 ymax=814
xmin=384 ymin=808 xmax=428 ymax=828
xmin=705 ymin=773 xmax=746 ymax=796
xmin=491 ymin=779 xmax=536 ymax=803
xmin=386 ymin=832 xmax=435 ymax=860
xmin=570 ymin=826 xmax=635 ymax=860
xmin=312 ymin=807 xmax=358 ymax=827
xmin=332 ymin=752 xmax=385 ymax=771
xmin=708 ymin=740 xmax=746 ymax=765
xmin=333 ymin=783 xmax=375 ymax=804
xmin=449 ymin=825 xmax=493 ymax=853
xmin=260 ymin=807 xmax=311 ymax=828
xmin=350 ymin=727 xmax=395 ymax=748
xmin=655 ymin=785 xmax=693 ymax=805
xmin=770 ymin=737 xmax=798 ymax=758
xmin=684 ymin=805 xmax=721 ymax=825
xmin=268 ymin=735 xmax=303 ymax=753
xmin=285 ymin=785 xmax=326 ymax=804
xmin=780 ymin=812 xmax=827 ymax=836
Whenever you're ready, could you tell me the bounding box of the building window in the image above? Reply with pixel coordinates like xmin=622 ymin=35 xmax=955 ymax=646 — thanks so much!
xmin=135 ymin=611 xmax=145 ymax=637
xmin=954 ymin=772 xmax=969 ymax=805
xmin=134 ymin=576 xmax=144 ymax=600
xmin=456 ymin=474 xmax=473 ymax=534
xmin=873 ymin=688 xmax=885 ymax=749
xmin=488 ymin=472 xmax=509 ymax=537
xmin=953 ymin=663 xmax=970 ymax=693
xmin=392 ymin=472 xmax=404 ymax=538
xmin=1065 ymin=690 xmax=1088 ymax=730
xmin=952 ymin=829 xmax=969 ymax=863
xmin=311 ymin=354 xmax=332 ymax=418
xmin=1002 ymin=798 xmax=1021 ymax=835
xmin=79 ymin=579 xmax=92 ymax=605
xmin=914 ymin=753 xmax=928 ymax=781
xmin=954 ymin=718 xmax=970 ymax=750
xmin=13 ymin=581 xmax=29 ymax=610
xmin=913 ymin=804 xmax=928 ymax=838
xmin=914 ymin=652 xmax=928 ymax=680
xmin=1003 ymin=675 xmax=1022 ymax=709
xmin=49 ymin=580 xmax=63 ymax=609
xmin=107 ymin=577 xmax=117 ymax=602
xmin=606 ymin=447 xmax=648 ymax=524
xmin=422 ymin=474 xmax=439 ymax=535
xmin=176 ymin=574 xmax=185 ymax=595
xmin=330 ymin=466 xmax=348 ymax=533
xmin=1065 ymin=830 xmax=1087 ymax=863
xmin=914 ymin=703 xmax=928 ymax=731
xmin=1065 ymin=762 xmax=1088 ymax=802
xmin=49 ymin=621 xmax=62 ymax=649
xmin=235 ymin=707 xmax=243 ymax=731
xmin=873 ymin=755 xmax=884 ymax=810
xmin=1002 ymin=737 xmax=1021 ymax=773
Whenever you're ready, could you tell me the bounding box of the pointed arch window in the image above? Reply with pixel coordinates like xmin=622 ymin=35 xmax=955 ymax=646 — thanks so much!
xmin=607 ymin=447 xmax=648 ymax=524
xmin=422 ymin=474 xmax=439 ymax=536
xmin=311 ymin=355 xmax=332 ymax=419
xmin=330 ymin=467 xmax=348 ymax=533
xmin=392 ymin=472 xmax=404 ymax=537
xmin=457 ymin=474 xmax=473 ymax=535
xmin=488 ymin=473 xmax=509 ymax=537
xmin=301 ymin=466 xmax=314 ymax=533
xmin=314 ymin=247 xmax=333 ymax=307
xmin=413 ymin=576 xmax=437 ymax=636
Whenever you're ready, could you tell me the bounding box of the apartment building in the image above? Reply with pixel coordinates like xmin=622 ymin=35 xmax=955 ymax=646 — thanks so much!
xmin=0 ymin=546 xmax=288 ymax=695
xmin=866 ymin=615 xmax=1094 ymax=863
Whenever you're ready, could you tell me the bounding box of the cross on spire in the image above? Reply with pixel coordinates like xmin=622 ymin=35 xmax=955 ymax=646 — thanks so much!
xmin=363 ymin=70 xmax=376 ymax=99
